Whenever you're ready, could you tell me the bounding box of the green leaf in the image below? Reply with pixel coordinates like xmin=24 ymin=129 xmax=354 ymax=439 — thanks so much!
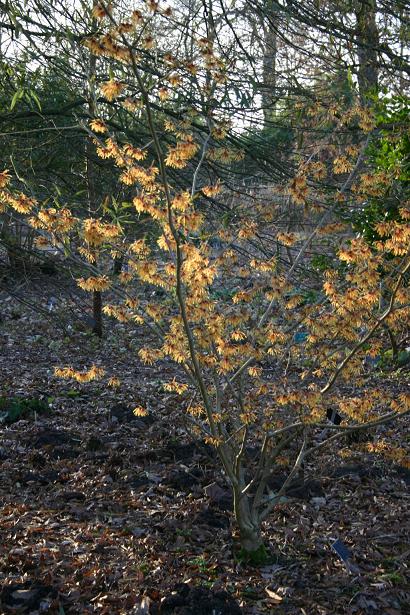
xmin=66 ymin=389 xmax=81 ymax=398
xmin=0 ymin=396 xmax=50 ymax=424
xmin=10 ymin=88 xmax=23 ymax=111
xmin=347 ymin=67 xmax=354 ymax=89
xmin=29 ymin=89 xmax=42 ymax=111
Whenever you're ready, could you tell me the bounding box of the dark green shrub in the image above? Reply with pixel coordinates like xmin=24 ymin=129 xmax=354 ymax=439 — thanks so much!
xmin=0 ymin=396 xmax=50 ymax=424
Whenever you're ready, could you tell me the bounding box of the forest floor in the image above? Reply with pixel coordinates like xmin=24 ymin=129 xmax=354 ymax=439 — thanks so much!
xmin=0 ymin=270 xmax=409 ymax=615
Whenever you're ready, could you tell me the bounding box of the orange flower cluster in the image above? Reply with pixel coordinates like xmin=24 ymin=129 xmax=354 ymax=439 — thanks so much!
xmin=92 ymin=2 xmax=112 ymax=20
xmin=289 ymin=175 xmax=308 ymax=205
xmin=100 ymin=80 xmax=124 ymax=102
xmin=33 ymin=207 xmax=76 ymax=234
xmin=54 ymin=365 xmax=105 ymax=383
xmin=163 ymin=379 xmax=189 ymax=394
xmin=375 ymin=217 xmax=410 ymax=256
xmin=90 ymin=119 xmax=107 ymax=134
xmin=165 ymin=137 xmax=198 ymax=169
xmin=277 ymin=232 xmax=298 ymax=247
xmin=133 ymin=406 xmax=149 ymax=417
xmin=103 ymin=304 xmax=132 ymax=322
xmin=77 ymin=275 xmax=111 ymax=292
xmin=83 ymin=218 xmax=120 ymax=247
xmin=4 ymin=192 xmax=36 ymax=214
xmin=0 ymin=169 xmax=11 ymax=188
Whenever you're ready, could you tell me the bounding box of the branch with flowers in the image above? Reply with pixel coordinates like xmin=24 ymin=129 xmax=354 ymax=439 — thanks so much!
xmin=1 ymin=1 xmax=409 ymax=561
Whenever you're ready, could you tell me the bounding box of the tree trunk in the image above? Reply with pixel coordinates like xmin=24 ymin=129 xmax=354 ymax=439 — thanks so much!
xmin=1 ymin=217 xmax=33 ymax=273
xmin=85 ymin=24 xmax=103 ymax=338
xmin=233 ymin=487 xmax=265 ymax=559
xmin=355 ymin=0 xmax=379 ymax=102
xmin=262 ymin=1 xmax=278 ymax=127
xmin=92 ymin=287 xmax=103 ymax=337
xmin=113 ymin=255 xmax=123 ymax=275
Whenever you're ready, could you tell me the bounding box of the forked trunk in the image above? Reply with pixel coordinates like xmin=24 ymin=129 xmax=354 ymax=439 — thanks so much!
xmin=239 ymin=525 xmax=264 ymax=555
xmin=233 ymin=488 xmax=265 ymax=560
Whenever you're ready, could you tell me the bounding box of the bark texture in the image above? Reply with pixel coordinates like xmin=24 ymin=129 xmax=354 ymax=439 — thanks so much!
xmin=355 ymin=0 xmax=379 ymax=101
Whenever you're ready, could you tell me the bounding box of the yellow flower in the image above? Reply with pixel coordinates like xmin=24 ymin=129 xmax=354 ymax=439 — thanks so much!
xmin=168 ymin=73 xmax=182 ymax=87
xmin=187 ymin=405 xmax=205 ymax=417
xmin=163 ymin=379 xmax=189 ymax=394
xmin=100 ymin=80 xmax=124 ymax=102
xmin=138 ymin=347 xmax=163 ymax=365
xmin=92 ymin=2 xmax=112 ymax=20
xmin=0 ymin=169 xmax=11 ymax=188
xmin=248 ymin=366 xmax=262 ymax=378
xmin=164 ymin=53 xmax=176 ymax=65
xmin=7 ymin=193 xmax=36 ymax=213
xmin=172 ymin=191 xmax=191 ymax=211
xmin=201 ymin=181 xmax=222 ymax=197
xmin=132 ymin=10 xmax=143 ymax=25
xmin=123 ymin=97 xmax=143 ymax=112
xmin=158 ymin=87 xmax=170 ymax=101
xmin=165 ymin=138 xmax=198 ymax=168
xmin=240 ymin=412 xmax=257 ymax=425
xmin=333 ymin=156 xmax=353 ymax=174
xmin=289 ymin=175 xmax=308 ymax=204
xmin=103 ymin=304 xmax=130 ymax=322
xmin=123 ymin=145 xmax=147 ymax=160
xmin=86 ymin=365 xmax=105 ymax=381
xmin=77 ymin=275 xmax=111 ymax=292
xmin=119 ymin=271 xmax=133 ymax=284
xmin=204 ymin=436 xmax=223 ymax=447
xmin=133 ymin=405 xmax=148 ymax=417
xmin=231 ymin=330 xmax=246 ymax=341
xmin=83 ymin=218 xmax=120 ymax=247
xmin=277 ymin=232 xmax=297 ymax=247
xmin=90 ymin=119 xmax=107 ymax=134
xmin=147 ymin=0 xmax=159 ymax=12
xmin=54 ymin=366 xmax=75 ymax=379
xmin=129 ymin=238 xmax=150 ymax=256
xmin=34 ymin=236 xmax=50 ymax=249
xmin=54 ymin=365 xmax=104 ymax=382
xmin=185 ymin=62 xmax=197 ymax=75
xmin=143 ymin=36 xmax=155 ymax=50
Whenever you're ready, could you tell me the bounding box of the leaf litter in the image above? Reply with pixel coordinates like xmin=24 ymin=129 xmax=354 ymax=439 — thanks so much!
xmin=0 ymin=273 xmax=409 ymax=614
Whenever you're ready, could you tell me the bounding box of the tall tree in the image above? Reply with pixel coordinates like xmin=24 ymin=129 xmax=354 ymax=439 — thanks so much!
xmin=354 ymin=0 xmax=379 ymax=101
